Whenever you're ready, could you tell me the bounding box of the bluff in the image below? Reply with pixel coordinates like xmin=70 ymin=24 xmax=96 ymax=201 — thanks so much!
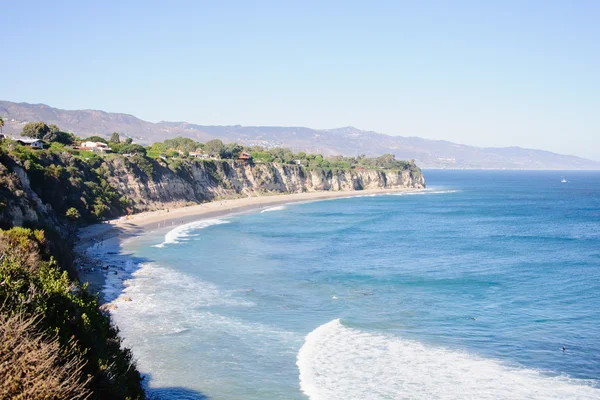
xmin=105 ymin=158 xmax=425 ymax=210
xmin=0 ymin=147 xmax=425 ymax=229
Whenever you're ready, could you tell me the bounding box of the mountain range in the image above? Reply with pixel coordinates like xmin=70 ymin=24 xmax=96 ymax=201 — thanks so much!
xmin=1 ymin=101 xmax=597 ymax=170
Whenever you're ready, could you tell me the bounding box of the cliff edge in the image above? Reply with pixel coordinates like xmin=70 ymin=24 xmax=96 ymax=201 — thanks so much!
xmin=0 ymin=149 xmax=425 ymax=228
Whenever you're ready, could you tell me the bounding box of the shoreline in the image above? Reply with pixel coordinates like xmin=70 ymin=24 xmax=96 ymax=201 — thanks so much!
xmin=76 ymin=186 xmax=421 ymax=302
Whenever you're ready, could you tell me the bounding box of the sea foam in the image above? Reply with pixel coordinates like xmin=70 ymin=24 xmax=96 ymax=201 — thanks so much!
xmin=107 ymin=262 xmax=300 ymax=394
xmin=261 ymin=205 xmax=286 ymax=213
xmin=153 ymin=218 xmax=229 ymax=248
xmin=297 ymin=319 xmax=600 ymax=400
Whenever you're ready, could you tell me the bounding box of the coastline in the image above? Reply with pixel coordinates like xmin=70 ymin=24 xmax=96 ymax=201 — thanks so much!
xmin=76 ymin=186 xmax=421 ymax=302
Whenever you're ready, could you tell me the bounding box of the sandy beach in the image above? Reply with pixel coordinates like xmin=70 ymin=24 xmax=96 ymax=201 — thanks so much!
xmin=76 ymin=187 xmax=420 ymax=302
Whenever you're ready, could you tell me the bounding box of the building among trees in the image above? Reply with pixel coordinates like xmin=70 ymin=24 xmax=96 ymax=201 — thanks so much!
xmin=12 ymin=137 xmax=45 ymax=148
xmin=78 ymin=141 xmax=112 ymax=153
xmin=237 ymin=151 xmax=252 ymax=163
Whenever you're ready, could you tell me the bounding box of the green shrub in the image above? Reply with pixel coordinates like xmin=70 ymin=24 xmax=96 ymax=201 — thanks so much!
xmin=130 ymin=155 xmax=154 ymax=178
xmin=0 ymin=227 xmax=145 ymax=399
xmin=66 ymin=207 xmax=80 ymax=220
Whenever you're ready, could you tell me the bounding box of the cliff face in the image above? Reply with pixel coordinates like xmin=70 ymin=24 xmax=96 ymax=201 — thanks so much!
xmin=0 ymin=150 xmax=425 ymax=228
xmin=102 ymin=158 xmax=425 ymax=210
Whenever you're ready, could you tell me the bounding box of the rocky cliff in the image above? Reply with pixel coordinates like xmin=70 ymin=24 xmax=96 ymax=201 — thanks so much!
xmin=104 ymin=158 xmax=425 ymax=210
xmin=0 ymin=148 xmax=425 ymax=228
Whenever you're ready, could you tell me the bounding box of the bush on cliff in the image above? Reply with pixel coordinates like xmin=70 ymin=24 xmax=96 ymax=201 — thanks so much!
xmin=0 ymin=227 xmax=145 ymax=399
xmin=1 ymin=311 xmax=91 ymax=399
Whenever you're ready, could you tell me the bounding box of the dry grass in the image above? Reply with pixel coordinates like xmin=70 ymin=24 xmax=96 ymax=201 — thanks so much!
xmin=0 ymin=311 xmax=92 ymax=400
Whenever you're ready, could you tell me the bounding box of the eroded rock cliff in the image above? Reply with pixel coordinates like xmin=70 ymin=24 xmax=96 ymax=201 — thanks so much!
xmin=104 ymin=158 xmax=425 ymax=210
xmin=0 ymin=150 xmax=425 ymax=228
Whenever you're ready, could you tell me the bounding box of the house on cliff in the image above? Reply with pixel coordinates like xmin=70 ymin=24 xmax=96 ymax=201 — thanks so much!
xmin=12 ymin=137 xmax=45 ymax=149
xmin=78 ymin=141 xmax=112 ymax=153
xmin=189 ymin=151 xmax=212 ymax=159
xmin=237 ymin=152 xmax=252 ymax=164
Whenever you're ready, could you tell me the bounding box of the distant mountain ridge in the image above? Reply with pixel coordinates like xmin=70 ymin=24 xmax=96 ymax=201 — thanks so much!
xmin=1 ymin=100 xmax=598 ymax=170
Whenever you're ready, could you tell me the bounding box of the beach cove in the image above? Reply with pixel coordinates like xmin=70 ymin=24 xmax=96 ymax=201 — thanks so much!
xmin=76 ymin=186 xmax=421 ymax=304
xmin=77 ymin=171 xmax=600 ymax=399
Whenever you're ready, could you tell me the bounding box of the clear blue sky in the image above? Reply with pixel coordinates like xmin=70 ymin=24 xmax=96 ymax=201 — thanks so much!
xmin=2 ymin=1 xmax=599 ymax=159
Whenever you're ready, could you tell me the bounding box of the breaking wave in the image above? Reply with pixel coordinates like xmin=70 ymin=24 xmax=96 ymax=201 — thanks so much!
xmin=297 ymin=319 xmax=600 ymax=400
xmin=261 ymin=206 xmax=286 ymax=213
xmin=106 ymin=262 xmax=300 ymax=394
xmin=153 ymin=219 xmax=229 ymax=248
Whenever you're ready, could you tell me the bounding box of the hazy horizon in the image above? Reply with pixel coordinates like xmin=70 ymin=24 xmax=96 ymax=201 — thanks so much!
xmin=2 ymin=99 xmax=599 ymax=163
xmin=2 ymin=1 xmax=599 ymax=160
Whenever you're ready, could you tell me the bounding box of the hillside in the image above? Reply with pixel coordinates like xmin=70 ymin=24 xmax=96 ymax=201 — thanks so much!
xmin=2 ymin=101 xmax=599 ymax=170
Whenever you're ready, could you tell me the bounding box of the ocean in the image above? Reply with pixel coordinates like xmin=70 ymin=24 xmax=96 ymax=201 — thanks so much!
xmin=104 ymin=170 xmax=600 ymax=399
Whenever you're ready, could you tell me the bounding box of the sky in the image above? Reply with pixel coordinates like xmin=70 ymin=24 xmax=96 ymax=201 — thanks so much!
xmin=2 ymin=1 xmax=599 ymax=159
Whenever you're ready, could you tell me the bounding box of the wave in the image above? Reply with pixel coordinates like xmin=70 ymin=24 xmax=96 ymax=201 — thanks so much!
xmin=153 ymin=219 xmax=229 ymax=248
xmin=107 ymin=262 xmax=300 ymax=392
xmin=261 ymin=205 xmax=286 ymax=213
xmin=297 ymin=319 xmax=600 ymax=400
xmin=106 ymin=262 xmax=259 ymax=337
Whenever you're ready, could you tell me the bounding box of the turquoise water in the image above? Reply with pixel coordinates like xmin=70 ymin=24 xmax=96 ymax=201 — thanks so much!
xmin=108 ymin=171 xmax=600 ymax=399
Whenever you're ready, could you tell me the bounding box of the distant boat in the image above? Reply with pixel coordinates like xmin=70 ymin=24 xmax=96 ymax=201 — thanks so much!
xmin=561 ymin=178 xmax=568 ymax=183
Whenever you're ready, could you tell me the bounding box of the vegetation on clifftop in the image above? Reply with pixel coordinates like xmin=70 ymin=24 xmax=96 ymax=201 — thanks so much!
xmin=0 ymin=140 xmax=129 ymax=225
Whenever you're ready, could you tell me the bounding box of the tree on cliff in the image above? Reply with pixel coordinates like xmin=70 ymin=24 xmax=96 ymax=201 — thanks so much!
xmin=110 ymin=132 xmax=121 ymax=144
xmin=21 ymin=121 xmax=50 ymax=139
xmin=163 ymin=137 xmax=199 ymax=153
xmin=219 ymin=143 xmax=243 ymax=159
xmin=84 ymin=136 xmax=108 ymax=144
xmin=204 ymin=139 xmax=225 ymax=156
xmin=0 ymin=116 xmax=4 ymax=133
xmin=44 ymin=125 xmax=75 ymax=145
xmin=110 ymin=142 xmax=147 ymax=156
xmin=269 ymin=147 xmax=295 ymax=164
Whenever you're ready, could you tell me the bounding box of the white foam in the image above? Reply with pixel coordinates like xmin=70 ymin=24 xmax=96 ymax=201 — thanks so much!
xmin=297 ymin=319 xmax=600 ymax=400
xmin=106 ymin=262 xmax=300 ymax=393
xmin=153 ymin=218 xmax=229 ymax=248
xmin=112 ymin=262 xmax=254 ymax=312
xmin=261 ymin=205 xmax=286 ymax=213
